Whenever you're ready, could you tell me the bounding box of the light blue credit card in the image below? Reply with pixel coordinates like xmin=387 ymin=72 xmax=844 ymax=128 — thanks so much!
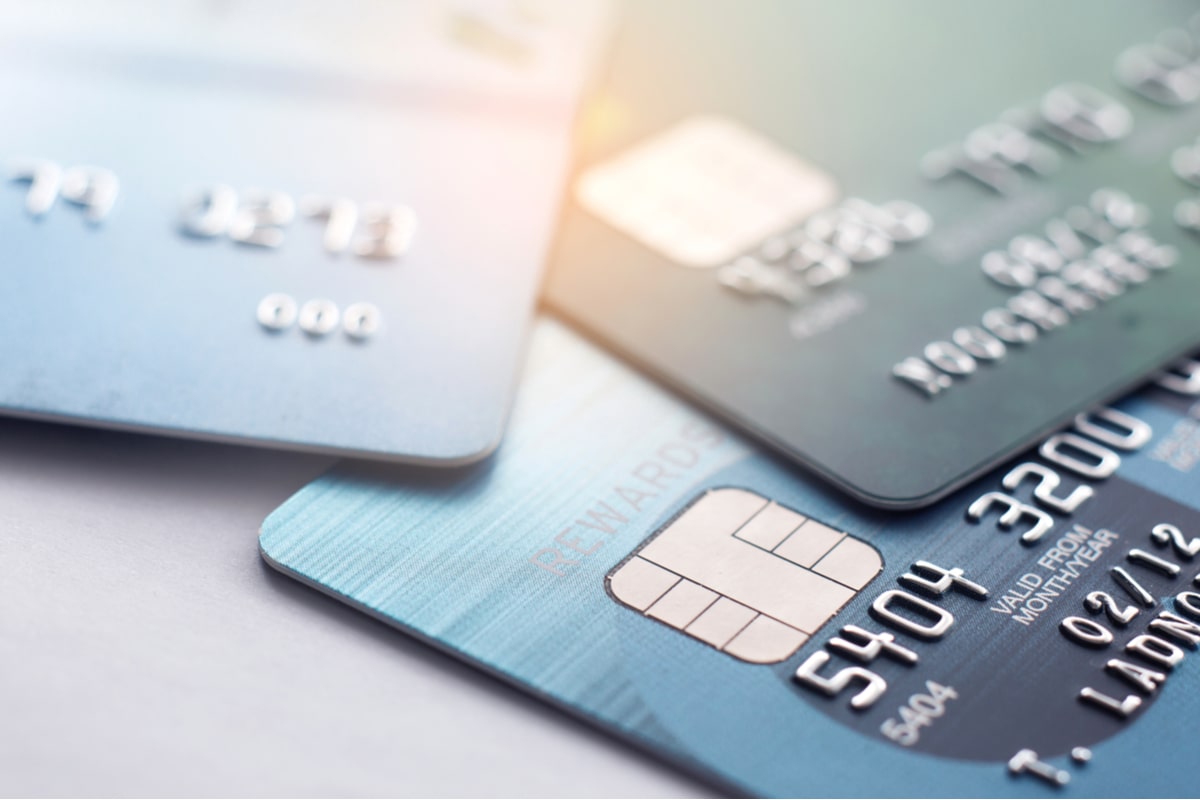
xmin=262 ymin=318 xmax=1200 ymax=796
xmin=0 ymin=1 xmax=607 ymax=463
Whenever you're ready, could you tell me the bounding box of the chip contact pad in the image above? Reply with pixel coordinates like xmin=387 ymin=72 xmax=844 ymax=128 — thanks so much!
xmin=607 ymin=488 xmax=882 ymax=664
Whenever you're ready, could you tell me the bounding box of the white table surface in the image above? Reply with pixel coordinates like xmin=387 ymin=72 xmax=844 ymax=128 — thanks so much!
xmin=0 ymin=418 xmax=711 ymax=797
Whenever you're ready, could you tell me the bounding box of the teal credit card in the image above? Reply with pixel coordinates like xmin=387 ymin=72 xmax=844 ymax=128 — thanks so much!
xmin=261 ymin=319 xmax=1200 ymax=797
xmin=546 ymin=0 xmax=1200 ymax=508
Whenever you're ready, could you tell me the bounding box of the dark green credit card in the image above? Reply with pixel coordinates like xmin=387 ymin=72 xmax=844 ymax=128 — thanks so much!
xmin=545 ymin=0 xmax=1200 ymax=509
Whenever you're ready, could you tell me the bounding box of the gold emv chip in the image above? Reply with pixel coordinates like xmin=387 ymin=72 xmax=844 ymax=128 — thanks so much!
xmin=607 ymin=488 xmax=881 ymax=664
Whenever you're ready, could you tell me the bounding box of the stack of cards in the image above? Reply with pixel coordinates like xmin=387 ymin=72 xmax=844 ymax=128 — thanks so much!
xmin=8 ymin=0 xmax=1200 ymax=796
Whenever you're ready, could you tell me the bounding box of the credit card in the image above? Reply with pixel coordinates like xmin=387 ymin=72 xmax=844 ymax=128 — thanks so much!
xmin=544 ymin=0 xmax=1200 ymax=507
xmin=262 ymin=317 xmax=1200 ymax=797
xmin=0 ymin=0 xmax=607 ymax=463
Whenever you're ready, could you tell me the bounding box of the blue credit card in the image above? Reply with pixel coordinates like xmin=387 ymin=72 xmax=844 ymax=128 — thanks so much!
xmin=0 ymin=1 xmax=607 ymax=463
xmin=262 ymin=317 xmax=1200 ymax=797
